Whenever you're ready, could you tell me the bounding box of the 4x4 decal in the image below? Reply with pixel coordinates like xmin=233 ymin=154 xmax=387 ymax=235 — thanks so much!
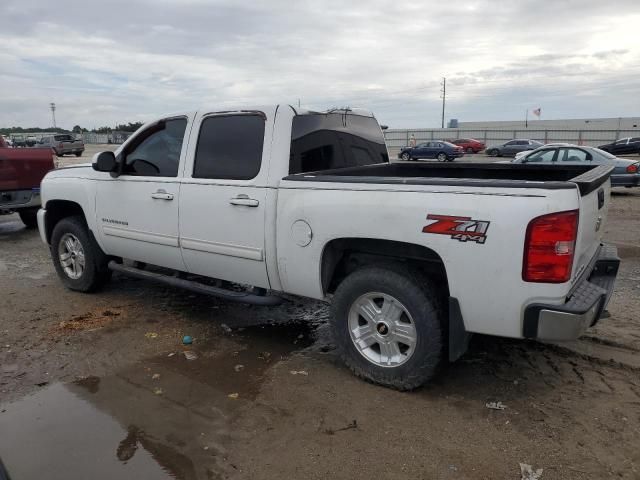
xmin=422 ymin=214 xmax=490 ymax=244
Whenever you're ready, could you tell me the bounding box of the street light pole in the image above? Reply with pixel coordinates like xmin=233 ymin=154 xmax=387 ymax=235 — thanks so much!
xmin=440 ymin=77 xmax=446 ymax=128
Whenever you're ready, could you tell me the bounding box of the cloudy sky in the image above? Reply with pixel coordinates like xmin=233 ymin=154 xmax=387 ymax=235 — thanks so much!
xmin=1 ymin=0 xmax=638 ymax=129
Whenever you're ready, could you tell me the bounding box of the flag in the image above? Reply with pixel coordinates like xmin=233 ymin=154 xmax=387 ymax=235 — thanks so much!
xmin=532 ymin=108 xmax=541 ymax=118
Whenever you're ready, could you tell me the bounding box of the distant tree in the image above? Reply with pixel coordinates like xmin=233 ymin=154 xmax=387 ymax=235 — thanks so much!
xmin=72 ymin=125 xmax=83 ymax=133
xmin=114 ymin=122 xmax=144 ymax=133
xmin=0 ymin=126 xmax=67 ymax=135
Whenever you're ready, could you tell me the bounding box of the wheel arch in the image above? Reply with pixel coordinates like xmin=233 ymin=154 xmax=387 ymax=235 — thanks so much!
xmin=320 ymin=237 xmax=449 ymax=298
xmin=44 ymin=199 xmax=87 ymax=244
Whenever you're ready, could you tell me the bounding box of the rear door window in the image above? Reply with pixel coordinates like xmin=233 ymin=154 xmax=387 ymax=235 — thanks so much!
xmin=289 ymin=113 xmax=388 ymax=174
xmin=193 ymin=114 xmax=265 ymax=180
xmin=559 ymin=148 xmax=589 ymax=162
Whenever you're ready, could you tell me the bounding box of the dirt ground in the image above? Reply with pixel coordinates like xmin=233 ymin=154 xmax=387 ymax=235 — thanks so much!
xmin=1 ymin=153 xmax=639 ymax=479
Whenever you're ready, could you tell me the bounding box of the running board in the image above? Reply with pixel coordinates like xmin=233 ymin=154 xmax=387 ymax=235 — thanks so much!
xmin=108 ymin=261 xmax=283 ymax=306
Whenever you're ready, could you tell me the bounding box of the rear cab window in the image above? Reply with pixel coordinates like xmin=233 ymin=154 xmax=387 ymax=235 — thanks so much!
xmin=289 ymin=112 xmax=388 ymax=174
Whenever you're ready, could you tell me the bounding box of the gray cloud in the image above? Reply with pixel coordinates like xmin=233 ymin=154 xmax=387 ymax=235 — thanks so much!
xmin=0 ymin=0 xmax=639 ymax=128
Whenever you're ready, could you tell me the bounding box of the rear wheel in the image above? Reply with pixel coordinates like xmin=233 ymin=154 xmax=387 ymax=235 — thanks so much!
xmin=488 ymin=148 xmax=499 ymax=157
xmin=75 ymin=152 xmax=82 ymax=157
xmin=331 ymin=266 xmax=443 ymax=390
xmin=437 ymin=152 xmax=447 ymax=162
xmin=51 ymin=216 xmax=111 ymax=292
xmin=18 ymin=209 xmax=38 ymax=229
xmin=466 ymin=147 xmax=474 ymax=154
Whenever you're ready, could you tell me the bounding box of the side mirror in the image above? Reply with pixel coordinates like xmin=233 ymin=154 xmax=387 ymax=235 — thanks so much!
xmin=92 ymin=151 xmax=117 ymax=173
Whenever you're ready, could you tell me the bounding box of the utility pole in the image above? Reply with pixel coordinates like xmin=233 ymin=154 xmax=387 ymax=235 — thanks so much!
xmin=50 ymin=102 xmax=57 ymax=128
xmin=440 ymin=77 xmax=446 ymax=128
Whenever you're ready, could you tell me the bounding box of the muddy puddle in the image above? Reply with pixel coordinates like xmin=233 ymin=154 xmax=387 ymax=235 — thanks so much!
xmin=0 ymin=322 xmax=316 ymax=480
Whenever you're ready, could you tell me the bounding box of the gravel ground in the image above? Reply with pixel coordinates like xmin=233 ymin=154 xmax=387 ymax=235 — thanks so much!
xmin=1 ymin=150 xmax=639 ymax=480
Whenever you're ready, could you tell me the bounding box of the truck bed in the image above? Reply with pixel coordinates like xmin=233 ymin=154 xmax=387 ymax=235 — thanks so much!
xmin=284 ymin=162 xmax=613 ymax=195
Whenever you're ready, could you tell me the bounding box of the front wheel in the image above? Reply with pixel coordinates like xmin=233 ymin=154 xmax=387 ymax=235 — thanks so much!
xmin=331 ymin=266 xmax=443 ymax=390
xmin=401 ymin=152 xmax=411 ymax=161
xmin=466 ymin=147 xmax=474 ymax=154
xmin=436 ymin=152 xmax=447 ymax=162
xmin=488 ymin=148 xmax=499 ymax=157
xmin=51 ymin=216 xmax=112 ymax=292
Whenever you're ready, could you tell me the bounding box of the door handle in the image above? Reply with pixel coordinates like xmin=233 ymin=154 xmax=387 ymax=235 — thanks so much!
xmin=151 ymin=189 xmax=174 ymax=201
xmin=229 ymin=194 xmax=259 ymax=207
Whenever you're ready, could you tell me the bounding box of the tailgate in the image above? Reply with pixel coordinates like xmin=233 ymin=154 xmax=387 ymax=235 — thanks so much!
xmin=0 ymin=150 xmax=55 ymax=191
xmin=571 ymin=165 xmax=614 ymax=282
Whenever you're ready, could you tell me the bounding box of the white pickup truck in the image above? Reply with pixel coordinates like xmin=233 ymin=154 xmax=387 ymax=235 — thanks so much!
xmin=37 ymin=106 xmax=620 ymax=390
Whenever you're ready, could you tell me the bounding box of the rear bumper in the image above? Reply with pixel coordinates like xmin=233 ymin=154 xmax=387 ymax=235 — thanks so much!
xmin=610 ymin=174 xmax=640 ymax=187
xmin=0 ymin=188 xmax=41 ymax=211
xmin=522 ymin=244 xmax=620 ymax=341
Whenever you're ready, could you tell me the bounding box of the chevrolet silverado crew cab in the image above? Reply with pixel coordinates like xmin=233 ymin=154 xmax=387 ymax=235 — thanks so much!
xmin=37 ymin=106 xmax=620 ymax=390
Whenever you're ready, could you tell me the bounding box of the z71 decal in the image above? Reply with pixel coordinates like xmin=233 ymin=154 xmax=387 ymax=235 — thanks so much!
xmin=422 ymin=214 xmax=490 ymax=244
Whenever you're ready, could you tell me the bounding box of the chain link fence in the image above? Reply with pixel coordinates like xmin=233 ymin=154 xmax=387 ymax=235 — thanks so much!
xmin=384 ymin=128 xmax=639 ymax=156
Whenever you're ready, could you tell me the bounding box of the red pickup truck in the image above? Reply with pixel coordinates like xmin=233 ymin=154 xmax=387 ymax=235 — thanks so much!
xmin=0 ymin=136 xmax=55 ymax=227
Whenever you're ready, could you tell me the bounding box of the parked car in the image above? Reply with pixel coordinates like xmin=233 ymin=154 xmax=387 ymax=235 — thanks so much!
xmin=514 ymin=143 xmax=574 ymax=161
xmin=11 ymin=135 xmax=26 ymax=147
xmin=485 ymin=139 xmax=543 ymax=157
xmin=511 ymin=145 xmax=640 ymax=188
xmin=39 ymin=134 xmax=85 ymax=157
xmin=448 ymin=138 xmax=485 ymax=154
xmin=398 ymin=141 xmax=464 ymax=162
xmin=1 ymin=136 xmax=12 ymax=147
xmin=38 ymin=105 xmax=618 ymax=390
xmin=598 ymin=137 xmax=640 ymax=156
xmin=25 ymin=135 xmax=38 ymax=147
xmin=0 ymin=135 xmax=56 ymax=227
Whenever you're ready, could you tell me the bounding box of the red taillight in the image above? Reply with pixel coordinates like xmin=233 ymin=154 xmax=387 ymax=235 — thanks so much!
xmin=523 ymin=210 xmax=579 ymax=283
xmin=627 ymin=163 xmax=639 ymax=174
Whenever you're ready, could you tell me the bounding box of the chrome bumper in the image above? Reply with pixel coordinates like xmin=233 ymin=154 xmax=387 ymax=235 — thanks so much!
xmin=523 ymin=244 xmax=620 ymax=341
xmin=0 ymin=189 xmax=41 ymax=210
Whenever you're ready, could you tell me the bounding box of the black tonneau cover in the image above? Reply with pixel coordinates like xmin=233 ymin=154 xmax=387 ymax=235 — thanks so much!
xmin=283 ymin=162 xmax=614 ymax=195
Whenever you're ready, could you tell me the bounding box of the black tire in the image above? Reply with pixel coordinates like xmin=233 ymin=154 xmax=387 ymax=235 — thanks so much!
xmin=466 ymin=147 xmax=474 ymax=154
xmin=18 ymin=209 xmax=38 ymax=229
xmin=436 ymin=152 xmax=447 ymax=162
xmin=488 ymin=148 xmax=499 ymax=157
xmin=401 ymin=152 xmax=411 ymax=161
xmin=50 ymin=216 xmax=112 ymax=292
xmin=75 ymin=152 xmax=82 ymax=157
xmin=331 ymin=266 xmax=443 ymax=390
